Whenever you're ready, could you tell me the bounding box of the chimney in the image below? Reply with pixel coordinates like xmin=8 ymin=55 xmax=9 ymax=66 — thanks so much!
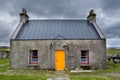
xmin=87 ymin=9 xmax=96 ymax=23
xmin=20 ymin=8 xmax=29 ymax=23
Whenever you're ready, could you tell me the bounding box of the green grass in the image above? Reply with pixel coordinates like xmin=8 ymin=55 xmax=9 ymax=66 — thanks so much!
xmin=0 ymin=74 xmax=48 ymax=80
xmin=0 ymin=47 xmax=9 ymax=52
xmin=0 ymin=64 xmax=9 ymax=72
xmin=70 ymin=76 xmax=120 ymax=80
xmin=107 ymin=62 xmax=120 ymax=71
xmin=0 ymin=58 xmax=49 ymax=79
xmin=0 ymin=58 xmax=9 ymax=72
xmin=69 ymin=62 xmax=120 ymax=79
xmin=71 ymin=76 xmax=109 ymax=80
xmin=94 ymin=62 xmax=120 ymax=73
xmin=0 ymin=58 xmax=9 ymax=65
xmin=107 ymin=48 xmax=120 ymax=54
xmin=10 ymin=69 xmax=54 ymax=76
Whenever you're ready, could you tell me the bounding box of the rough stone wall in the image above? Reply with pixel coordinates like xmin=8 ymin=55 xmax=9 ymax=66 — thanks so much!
xmin=10 ymin=40 xmax=106 ymax=70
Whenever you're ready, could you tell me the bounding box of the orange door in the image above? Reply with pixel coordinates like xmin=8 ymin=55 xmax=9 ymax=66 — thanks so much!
xmin=55 ymin=50 xmax=65 ymax=70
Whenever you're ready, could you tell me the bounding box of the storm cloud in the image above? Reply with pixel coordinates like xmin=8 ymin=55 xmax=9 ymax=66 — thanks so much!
xmin=0 ymin=0 xmax=120 ymax=47
xmin=99 ymin=0 xmax=120 ymax=14
xmin=10 ymin=0 xmax=99 ymax=18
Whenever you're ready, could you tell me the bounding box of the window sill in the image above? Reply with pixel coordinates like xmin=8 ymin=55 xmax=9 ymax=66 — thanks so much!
xmin=80 ymin=64 xmax=90 ymax=66
xmin=27 ymin=64 xmax=39 ymax=67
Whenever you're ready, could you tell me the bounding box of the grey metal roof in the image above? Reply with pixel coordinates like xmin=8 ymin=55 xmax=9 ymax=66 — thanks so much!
xmin=15 ymin=20 xmax=100 ymax=40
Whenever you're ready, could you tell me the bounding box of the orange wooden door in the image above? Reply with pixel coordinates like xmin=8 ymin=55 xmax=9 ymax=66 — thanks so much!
xmin=55 ymin=50 xmax=65 ymax=70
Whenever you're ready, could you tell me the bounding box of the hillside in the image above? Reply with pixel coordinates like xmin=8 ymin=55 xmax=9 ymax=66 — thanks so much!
xmin=0 ymin=46 xmax=9 ymax=52
xmin=107 ymin=48 xmax=120 ymax=54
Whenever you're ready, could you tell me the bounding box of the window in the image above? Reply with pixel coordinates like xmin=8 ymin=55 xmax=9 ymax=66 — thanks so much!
xmin=81 ymin=50 xmax=89 ymax=64
xmin=29 ymin=50 xmax=38 ymax=64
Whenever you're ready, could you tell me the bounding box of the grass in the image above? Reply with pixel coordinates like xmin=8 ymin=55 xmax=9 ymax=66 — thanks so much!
xmin=0 ymin=59 xmax=120 ymax=80
xmin=0 ymin=64 xmax=9 ymax=72
xmin=0 ymin=58 xmax=9 ymax=65
xmin=69 ymin=62 xmax=120 ymax=80
xmin=71 ymin=76 xmax=108 ymax=80
xmin=106 ymin=62 xmax=120 ymax=72
xmin=70 ymin=62 xmax=120 ymax=75
xmin=0 ymin=47 xmax=9 ymax=52
xmin=70 ymin=76 xmax=120 ymax=80
xmin=0 ymin=58 xmax=49 ymax=79
xmin=88 ymin=62 xmax=120 ymax=73
xmin=0 ymin=74 xmax=48 ymax=80
xmin=107 ymin=48 xmax=120 ymax=54
xmin=0 ymin=58 xmax=9 ymax=72
xmin=9 ymin=69 xmax=54 ymax=76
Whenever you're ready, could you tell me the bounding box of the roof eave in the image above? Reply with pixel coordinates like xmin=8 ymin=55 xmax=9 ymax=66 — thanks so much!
xmin=10 ymin=22 xmax=24 ymax=40
xmin=92 ymin=22 xmax=106 ymax=39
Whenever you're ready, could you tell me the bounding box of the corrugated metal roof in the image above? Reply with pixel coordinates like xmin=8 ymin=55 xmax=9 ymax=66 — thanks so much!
xmin=15 ymin=20 xmax=100 ymax=40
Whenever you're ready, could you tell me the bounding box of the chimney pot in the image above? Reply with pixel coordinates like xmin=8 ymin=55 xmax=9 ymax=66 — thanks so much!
xmin=87 ymin=9 xmax=96 ymax=23
xmin=22 ymin=8 xmax=27 ymax=14
xmin=20 ymin=8 xmax=29 ymax=23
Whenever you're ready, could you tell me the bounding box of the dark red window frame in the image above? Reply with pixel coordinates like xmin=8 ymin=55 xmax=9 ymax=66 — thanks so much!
xmin=81 ymin=50 xmax=89 ymax=64
xmin=29 ymin=50 xmax=38 ymax=64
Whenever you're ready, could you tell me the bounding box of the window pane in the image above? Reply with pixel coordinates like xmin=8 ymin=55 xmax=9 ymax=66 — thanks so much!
xmin=81 ymin=58 xmax=88 ymax=63
xmin=81 ymin=50 xmax=89 ymax=64
xmin=29 ymin=50 xmax=38 ymax=64
xmin=31 ymin=58 xmax=38 ymax=63
xmin=32 ymin=52 xmax=38 ymax=57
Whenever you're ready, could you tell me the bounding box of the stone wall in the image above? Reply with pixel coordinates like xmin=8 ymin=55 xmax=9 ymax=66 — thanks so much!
xmin=0 ymin=52 xmax=9 ymax=59
xmin=10 ymin=39 xmax=106 ymax=70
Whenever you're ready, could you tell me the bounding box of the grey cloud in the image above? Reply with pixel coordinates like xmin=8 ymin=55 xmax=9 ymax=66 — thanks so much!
xmin=107 ymin=39 xmax=120 ymax=48
xmin=0 ymin=0 xmax=15 ymax=11
xmin=0 ymin=21 xmax=11 ymax=43
xmin=104 ymin=23 xmax=120 ymax=38
xmin=100 ymin=0 xmax=120 ymax=10
xmin=99 ymin=0 xmax=120 ymax=16
xmin=96 ymin=0 xmax=120 ymax=39
xmin=11 ymin=0 xmax=99 ymax=18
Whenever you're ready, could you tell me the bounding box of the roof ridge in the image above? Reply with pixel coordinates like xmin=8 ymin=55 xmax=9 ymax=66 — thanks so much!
xmin=29 ymin=19 xmax=87 ymax=21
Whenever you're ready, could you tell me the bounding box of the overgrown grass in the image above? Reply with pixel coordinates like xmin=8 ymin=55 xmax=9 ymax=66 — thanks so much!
xmin=0 ymin=47 xmax=9 ymax=52
xmin=69 ymin=62 xmax=120 ymax=76
xmin=70 ymin=76 xmax=120 ymax=80
xmin=0 ymin=58 xmax=50 ymax=79
xmin=95 ymin=62 xmax=120 ymax=73
xmin=107 ymin=62 xmax=120 ymax=71
xmin=107 ymin=48 xmax=120 ymax=54
xmin=0 ymin=74 xmax=48 ymax=80
xmin=0 ymin=58 xmax=9 ymax=65
xmin=0 ymin=58 xmax=9 ymax=72
xmin=9 ymin=69 xmax=54 ymax=76
xmin=0 ymin=64 xmax=9 ymax=72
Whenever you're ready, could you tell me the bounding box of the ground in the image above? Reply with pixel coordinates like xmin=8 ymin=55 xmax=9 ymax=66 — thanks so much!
xmin=0 ymin=58 xmax=120 ymax=80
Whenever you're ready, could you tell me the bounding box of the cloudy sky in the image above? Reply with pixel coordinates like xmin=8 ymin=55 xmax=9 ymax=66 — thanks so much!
xmin=0 ymin=0 xmax=120 ymax=48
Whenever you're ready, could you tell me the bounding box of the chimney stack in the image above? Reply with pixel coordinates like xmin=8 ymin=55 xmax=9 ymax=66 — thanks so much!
xmin=87 ymin=9 xmax=96 ymax=23
xmin=20 ymin=8 xmax=29 ymax=23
